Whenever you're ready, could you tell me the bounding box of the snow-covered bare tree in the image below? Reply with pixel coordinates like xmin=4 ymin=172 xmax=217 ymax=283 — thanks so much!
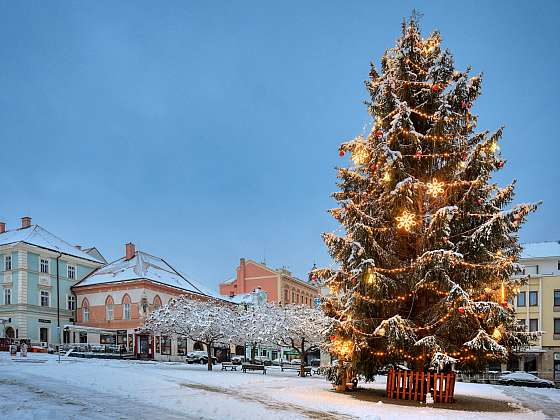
xmin=236 ymin=303 xmax=277 ymax=362
xmin=244 ymin=303 xmax=332 ymax=377
xmin=145 ymin=296 xmax=238 ymax=371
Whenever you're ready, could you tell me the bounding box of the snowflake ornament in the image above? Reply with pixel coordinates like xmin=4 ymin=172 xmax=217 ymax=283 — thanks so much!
xmin=426 ymin=178 xmax=444 ymax=197
xmin=396 ymin=210 xmax=417 ymax=231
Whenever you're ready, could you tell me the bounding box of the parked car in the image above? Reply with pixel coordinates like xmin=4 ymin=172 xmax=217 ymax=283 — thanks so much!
xmin=186 ymin=351 xmax=217 ymax=365
xmin=272 ymin=358 xmax=286 ymax=366
xmin=498 ymin=372 xmax=555 ymax=388
xmin=290 ymin=358 xmax=302 ymax=365
xmin=253 ymin=356 xmax=272 ymax=366
xmin=230 ymin=355 xmax=246 ymax=365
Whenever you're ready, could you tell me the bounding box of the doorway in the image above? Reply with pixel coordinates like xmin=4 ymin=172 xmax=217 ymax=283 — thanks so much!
xmin=40 ymin=327 xmax=49 ymax=344
xmin=136 ymin=335 xmax=152 ymax=359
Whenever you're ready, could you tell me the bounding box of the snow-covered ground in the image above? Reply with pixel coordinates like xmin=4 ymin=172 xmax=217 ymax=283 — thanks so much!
xmin=1 ymin=353 xmax=559 ymax=419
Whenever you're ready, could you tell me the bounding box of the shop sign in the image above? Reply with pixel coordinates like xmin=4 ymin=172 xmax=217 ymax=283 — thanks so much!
xmin=38 ymin=319 xmax=51 ymax=324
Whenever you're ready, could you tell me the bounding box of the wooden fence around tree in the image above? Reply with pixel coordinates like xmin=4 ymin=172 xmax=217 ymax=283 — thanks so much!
xmin=386 ymin=368 xmax=456 ymax=403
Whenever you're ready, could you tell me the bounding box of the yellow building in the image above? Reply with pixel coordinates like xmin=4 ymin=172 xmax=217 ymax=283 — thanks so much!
xmin=510 ymin=242 xmax=560 ymax=382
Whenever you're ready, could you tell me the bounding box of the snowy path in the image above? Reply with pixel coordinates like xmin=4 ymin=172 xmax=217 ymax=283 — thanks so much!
xmin=1 ymin=353 xmax=558 ymax=419
xmin=0 ymin=373 xmax=192 ymax=420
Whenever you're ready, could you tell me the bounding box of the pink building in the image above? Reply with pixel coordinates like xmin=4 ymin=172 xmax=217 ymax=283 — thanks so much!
xmin=219 ymin=258 xmax=319 ymax=306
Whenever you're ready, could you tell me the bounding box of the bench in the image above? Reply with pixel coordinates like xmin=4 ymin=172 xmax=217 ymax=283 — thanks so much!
xmin=221 ymin=362 xmax=238 ymax=371
xmin=242 ymin=364 xmax=266 ymax=374
xmin=280 ymin=363 xmax=299 ymax=372
xmin=281 ymin=363 xmax=312 ymax=376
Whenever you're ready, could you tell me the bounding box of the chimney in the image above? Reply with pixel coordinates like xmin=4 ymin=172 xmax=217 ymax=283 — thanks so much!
xmin=0 ymin=222 xmax=5 ymax=234
xmin=238 ymin=258 xmax=246 ymax=293
xmin=125 ymin=242 xmax=136 ymax=260
xmin=21 ymin=216 xmax=32 ymax=229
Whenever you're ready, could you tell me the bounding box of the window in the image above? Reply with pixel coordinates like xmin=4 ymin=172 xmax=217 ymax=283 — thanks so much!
xmin=4 ymin=255 xmax=11 ymax=271
xmin=558 ymin=260 xmax=560 ymax=271
xmin=153 ymin=295 xmax=162 ymax=310
xmin=177 ymin=337 xmax=188 ymax=355
xmin=517 ymin=292 xmax=526 ymax=307
xmin=529 ymin=291 xmax=538 ymax=307
xmin=4 ymin=288 xmax=11 ymax=305
xmin=79 ymin=331 xmax=87 ymax=343
xmin=106 ymin=304 xmax=114 ymax=320
xmin=518 ymin=319 xmax=526 ymax=330
xmin=123 ymin=303 xmax=131 ymax=320
xmin=67 ymin=295 xmax=76 ymax=311
xmin=83 ymin=307 xmax=89 ymax=322
xmin=529 ymin=318 xmax=538 ymax=332
xmin=284 ymin=289 xmax=289 ymax=303
xmin=40 ymin=290 xmax=49 ymax=307
xmin=161 ymin=336 xmax=171 ymax=355
xmin=554 ymin=290 xmax=560 ymax=307
xmin=554 ymin=319 xmax=560 ymax=335
xmin=67 ymin=265 xmax=76 ymax=280
xmin=40 ymin=258 xmax=49 ymax=274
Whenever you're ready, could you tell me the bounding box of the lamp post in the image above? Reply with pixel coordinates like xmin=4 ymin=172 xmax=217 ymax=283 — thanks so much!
xmin=56 ymin=253 xmax=62 ymax=363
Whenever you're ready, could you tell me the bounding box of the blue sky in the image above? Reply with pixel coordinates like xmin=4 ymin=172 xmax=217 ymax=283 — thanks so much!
xmin=0 ymin=1 xmax=558 ymax=290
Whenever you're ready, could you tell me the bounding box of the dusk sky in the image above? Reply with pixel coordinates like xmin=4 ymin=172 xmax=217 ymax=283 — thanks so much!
xmin=1 ymin=1 xmax=558 ymax=291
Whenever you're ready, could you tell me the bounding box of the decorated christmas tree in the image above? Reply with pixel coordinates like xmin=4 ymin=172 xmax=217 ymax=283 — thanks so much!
xmin=318 ymin=14 xmax=539 ymax=380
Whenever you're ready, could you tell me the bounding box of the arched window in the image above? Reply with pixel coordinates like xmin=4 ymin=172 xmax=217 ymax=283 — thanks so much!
xmin=153 ymin=295 xmax=162 ymax=310
xmin=122 ymin=294 xmax=131 ymax=320
xmin=82 ymin=298 xmax=90 ymax=322
xmin=105 ymin=296 xmax=114 ymax=321
xmin=193 ymin=341 xmax=204 ymax=351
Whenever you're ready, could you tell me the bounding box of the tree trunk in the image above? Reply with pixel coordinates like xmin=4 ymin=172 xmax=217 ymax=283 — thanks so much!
xmin=207 ymin=342 xmax=213 ymax=371
xmin=251 ymin=343 xmax=256 ymax=363
xmin=299 ymin=339 xmax=305 ymax=378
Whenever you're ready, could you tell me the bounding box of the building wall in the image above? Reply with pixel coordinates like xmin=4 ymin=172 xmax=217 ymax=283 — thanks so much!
xmin=512 ymin=256 xmax=560 ymax=381
xmin=0 ymin=244 xmax=101 ymax=344
xmin=219 ymin=259 xmax=319 ymax=305
xmin=73 ymin=280 xmax=199 ymax=331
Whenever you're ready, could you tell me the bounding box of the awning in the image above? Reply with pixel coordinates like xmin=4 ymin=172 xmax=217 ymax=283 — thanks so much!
xmin=513 ymin=348 xmax=547 ymax=354
xmin=63 ymin=324 xmax=126 ymax=335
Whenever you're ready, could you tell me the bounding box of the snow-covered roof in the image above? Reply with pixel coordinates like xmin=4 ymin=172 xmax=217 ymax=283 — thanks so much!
xmin=0 ymin=225 xmax=105 ymax=263
xmin=521 ymin=241 xmax=560 ymax=259
xmin=73 ymin=250 xmax=209 ymax=296
xmin=225 ymin=289 xmax=268 ymax=305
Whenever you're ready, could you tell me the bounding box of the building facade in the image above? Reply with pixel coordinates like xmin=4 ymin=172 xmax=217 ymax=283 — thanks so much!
xmin=0 ymin=217 xmax=105 ymax=345
xmin=509 ymin=242 xmax=560 ymax=382
xmin=70 ymin=243 xmax=216 ymax=360
xmin=219 ymin=258 xmax=320 ymax=306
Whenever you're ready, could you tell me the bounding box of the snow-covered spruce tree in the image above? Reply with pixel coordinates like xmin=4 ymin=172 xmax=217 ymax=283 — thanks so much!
xmin=317 ymin=15 xmax=539 ymax=380
xmin=145 ymin=296 xmax=238 ymax=371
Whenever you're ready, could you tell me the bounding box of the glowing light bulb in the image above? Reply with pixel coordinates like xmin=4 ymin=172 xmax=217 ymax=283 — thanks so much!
xmin=351 ymin=144 xmax=369 ymax=165
xmin=365 ymin=270 xmax=376 ymax=284
xmin=492 ymin=327 xmax=502 ymax=341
